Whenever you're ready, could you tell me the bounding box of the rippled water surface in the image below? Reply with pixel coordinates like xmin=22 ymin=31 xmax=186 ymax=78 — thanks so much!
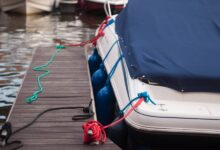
xmin=0 ymin=11 xmax=103 ymax=124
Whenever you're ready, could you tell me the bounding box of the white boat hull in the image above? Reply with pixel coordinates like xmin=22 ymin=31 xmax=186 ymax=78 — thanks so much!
xmin=96 ymin=16 xmax=220 ymax=136
xmin=1 ymin=0 xmax=56 ymax=14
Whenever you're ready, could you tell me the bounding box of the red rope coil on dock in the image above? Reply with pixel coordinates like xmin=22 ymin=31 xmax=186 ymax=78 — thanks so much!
xmin=82 ymin=97 xmax=144 ymax=144
xmin=82 ymin=120 xmax=106 ymax=144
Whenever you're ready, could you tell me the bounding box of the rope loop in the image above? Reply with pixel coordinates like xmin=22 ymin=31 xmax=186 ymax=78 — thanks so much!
xmin=25 ymin=95 xmax=38 ymax=104
xmin=119 ymin=92 xmax=156 ymax=114
xmin=138 ymin=92 xmax=156 ymax=105
xmin=137 ymin=92 xmax=148 ymax=99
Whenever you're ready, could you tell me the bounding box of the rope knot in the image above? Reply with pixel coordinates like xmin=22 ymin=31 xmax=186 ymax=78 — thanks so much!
xmin=82 ymin=121 xmax=106 ymax=144
xmin=25 ymin=95 xmax=38 ymax=104
xmin=138 ymin=92 xmax=156 ymax=105
xmin=55 ymin=45 xmax=65 ymax=49
xmin=138 ymin=92 xmax=148 ymax=100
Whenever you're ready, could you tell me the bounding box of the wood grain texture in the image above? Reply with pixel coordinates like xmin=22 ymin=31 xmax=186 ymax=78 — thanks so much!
xmin=6 ymin=47 xmax=120 ymax=150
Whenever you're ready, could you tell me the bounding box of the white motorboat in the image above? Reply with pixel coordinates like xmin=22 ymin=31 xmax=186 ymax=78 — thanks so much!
xmin=89 ymin=0 xmax=220 ymax=149
xmin=1 ymin=0 xmax=58 ymax=14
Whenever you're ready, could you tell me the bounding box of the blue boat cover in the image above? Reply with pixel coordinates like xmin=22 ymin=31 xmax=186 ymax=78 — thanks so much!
xmin=116 ymin=0 xmax=220 ymax=92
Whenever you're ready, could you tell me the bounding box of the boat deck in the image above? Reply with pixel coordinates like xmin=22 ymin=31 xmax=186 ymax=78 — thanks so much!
xmin=5 ymin=46 xmax=120 ymax=150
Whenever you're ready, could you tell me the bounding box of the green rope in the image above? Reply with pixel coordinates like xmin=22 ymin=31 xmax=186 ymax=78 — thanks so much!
xmin=25 ymin=45 xmax=65 ymax=104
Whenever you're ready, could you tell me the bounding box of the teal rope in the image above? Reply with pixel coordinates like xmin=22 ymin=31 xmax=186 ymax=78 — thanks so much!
xmin=102 ymin=40 xmax=119 ymax=62
xmin=105 ymin=54 xmax=124 ymax=84
xmin=25 ymin=45 xmax=65 ymax=104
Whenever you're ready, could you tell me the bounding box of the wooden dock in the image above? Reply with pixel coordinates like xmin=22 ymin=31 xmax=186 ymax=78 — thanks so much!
xmin=5 ymin=46 xmax=120 ymax=150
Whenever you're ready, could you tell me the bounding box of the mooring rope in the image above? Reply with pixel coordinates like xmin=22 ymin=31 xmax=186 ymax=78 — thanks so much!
xmin=25 ymin=17 xmax=110 ymax=104
xmin=82 ymin=92 xmax=156 ymax=144
xmin=25 ymin=45 xmax=65 ymax=104
xmin=83 ymin=98 xmax=144 ymax=144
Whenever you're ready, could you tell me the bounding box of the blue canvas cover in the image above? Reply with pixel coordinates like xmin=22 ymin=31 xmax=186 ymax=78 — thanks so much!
xmin=116 ymin=0 xmax=220 ymax=92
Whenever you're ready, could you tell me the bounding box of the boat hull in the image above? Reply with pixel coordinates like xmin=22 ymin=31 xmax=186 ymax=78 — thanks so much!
xmin=1 ymin=0 xmax=56 ymax=15
xmin=79 ymin=0 xmax=125 ymax=13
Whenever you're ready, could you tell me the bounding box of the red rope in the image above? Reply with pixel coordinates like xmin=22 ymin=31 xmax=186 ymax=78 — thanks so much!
xmin=82 ymin=120 xmax=106 ymax=144
xmin=63 ymin=16 xmax=110 ymax=47
xmin=82 ymin=98 xmax=144 ymax=144
xmin=80 ymin=16 xmax=144 ymax=145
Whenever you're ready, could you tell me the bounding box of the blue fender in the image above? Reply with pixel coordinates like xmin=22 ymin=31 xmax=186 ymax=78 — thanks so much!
xmin=88 ymin=48 xmax=102 ymax=76
xmin=91 ymin=64 xmax=107 ymax=96
xmin=95 ymin=83 xmax=116 ymax=125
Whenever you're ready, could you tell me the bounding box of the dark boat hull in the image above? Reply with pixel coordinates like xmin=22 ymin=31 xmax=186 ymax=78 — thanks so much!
xmin=78 ymin=0 xmax=124 ymax=14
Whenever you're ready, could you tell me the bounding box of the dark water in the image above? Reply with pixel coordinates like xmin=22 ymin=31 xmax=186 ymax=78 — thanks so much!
xmin=0 ymin=11 xmax=103 ymax=124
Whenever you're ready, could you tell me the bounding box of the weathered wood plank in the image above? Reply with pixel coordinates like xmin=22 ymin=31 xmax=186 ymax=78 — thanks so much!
xmin=16 ymin=144 xmax=117 ymax=150
xmin=17 ymin=92 xmax=90 ymax=98
xmin=15 ymin=97 xmax=90 ymax=103
xmin=10 ymin=112 xmax=84 ymax=118
xmin=28 ymin=67 xmax=89 ymax=72
xmin=22 ymin=81 xmax=90 ymax=86
xmin=20 ymin=84 xmax=90 ymax=89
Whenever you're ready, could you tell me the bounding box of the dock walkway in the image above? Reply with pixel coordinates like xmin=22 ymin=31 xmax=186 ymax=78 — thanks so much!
xmin=6 ymin=46 xmax=120 ymax=150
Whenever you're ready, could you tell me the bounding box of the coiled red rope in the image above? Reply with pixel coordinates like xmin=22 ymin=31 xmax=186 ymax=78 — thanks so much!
xmin=82 ymin=97 xmax=144 ymax=144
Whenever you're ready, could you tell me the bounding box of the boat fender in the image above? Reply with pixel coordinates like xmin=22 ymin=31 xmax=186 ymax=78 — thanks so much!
xmin=88 ymin=48 xmax=102 ymax=76
xmin=95 ymin=83 xmax=116 ymax=125
xmin=91 ymin=63 xmax=107 ymax=96
xmin=91 ymin=39 xmax=119 ymax=94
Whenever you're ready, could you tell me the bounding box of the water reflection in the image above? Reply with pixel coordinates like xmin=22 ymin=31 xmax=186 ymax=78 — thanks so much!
xmin=0 ymin=11 xmax=103 ymax=124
